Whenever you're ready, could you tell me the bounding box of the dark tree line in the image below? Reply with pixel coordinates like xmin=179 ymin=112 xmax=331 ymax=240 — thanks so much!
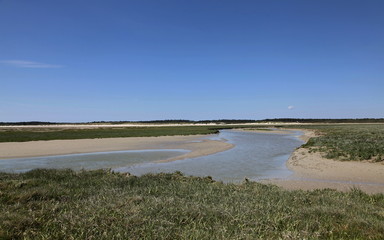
xmin=1 ymin=118 xmax=384 ymax=126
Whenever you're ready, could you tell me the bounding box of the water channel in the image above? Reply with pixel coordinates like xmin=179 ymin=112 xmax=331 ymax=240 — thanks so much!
xmin=0 ymin=149 xmax=189 ymax=173
xmin=117 ymin=130 xmax=304 ymax=182
xmin=1 ymin=130 xmax=304 ymax=182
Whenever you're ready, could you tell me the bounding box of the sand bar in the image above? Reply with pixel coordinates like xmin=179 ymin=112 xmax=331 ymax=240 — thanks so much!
xmin=0 ymin=135 xmax=234 ymax=163
xmin=234 ymin=128 xmax=294 ymax=135
xmin=262 ymin=130 xmax=384 ymax=194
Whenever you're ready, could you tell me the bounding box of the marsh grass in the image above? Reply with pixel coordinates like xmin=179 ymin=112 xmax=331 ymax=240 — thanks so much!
xmin=1 ymin=169 xmax=383 ymax=239
xmin=297 ymin=124 xmax=384 ymax=162
xmin=0 ymin=126 xmax=228 ymax=142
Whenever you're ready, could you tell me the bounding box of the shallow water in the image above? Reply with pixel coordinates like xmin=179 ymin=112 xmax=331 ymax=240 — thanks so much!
xmin=0 ymin=149 xmax=189 ymax=173
xmin=116 ymin=130 xmax=304 ymax=183
xmin=0 ymin=130 xmax=304 ymax=182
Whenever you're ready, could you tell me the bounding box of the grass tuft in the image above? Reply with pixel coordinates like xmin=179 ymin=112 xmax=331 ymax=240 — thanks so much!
xmin=0 ymin=169 xmax=383 ymax=239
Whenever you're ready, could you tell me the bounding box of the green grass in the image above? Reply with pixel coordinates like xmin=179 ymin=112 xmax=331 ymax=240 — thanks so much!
xmin=2 ymin=124 xmax=383 ymax=162
xmin=0 ymin=169 xmax=383 ymax=239
xmin=291 ymin=124 xmax=384 ymax=162
xmin=0 ymin=126 xmax=227 ymax=142
xmin=0 ymin=125 xmax=274 ymax=143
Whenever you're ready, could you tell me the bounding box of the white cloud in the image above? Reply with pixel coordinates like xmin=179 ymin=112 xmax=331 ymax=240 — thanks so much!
xmin=288 ymin=105 xmax=294 ymax=110
xmin=0 ymin=60 xmax=63 ymax=68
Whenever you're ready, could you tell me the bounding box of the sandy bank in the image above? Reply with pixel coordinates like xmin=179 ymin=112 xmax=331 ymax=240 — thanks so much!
xmin=0 ymin=135 xmax=233 ymax=163
xmin=262 ymin=130 xmax=384 ymax=194
xmin=233 ymin=128 xmax=293 ymax=135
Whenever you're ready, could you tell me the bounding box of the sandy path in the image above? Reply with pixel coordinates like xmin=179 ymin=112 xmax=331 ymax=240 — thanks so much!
xmin=262 ymin=130 xmax=384 ymax=194
xmin=0 ymin=135 xmax=234 ymax=163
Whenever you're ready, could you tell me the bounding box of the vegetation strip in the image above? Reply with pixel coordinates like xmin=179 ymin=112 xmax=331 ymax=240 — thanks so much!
xmin=0 ymin=126 xmax=228 ymax=142
xmin=0 ymin=169 xmax=383 ymax=239
xmin=1 ymin=124 xmax=384 ymax=163
xmin=287 ymin=124 xmax=384 ymax=162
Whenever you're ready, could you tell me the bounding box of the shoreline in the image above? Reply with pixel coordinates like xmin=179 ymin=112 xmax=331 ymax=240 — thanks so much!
xmin=232 ymin=128 xmax=293 ymax=135
xmin=0 ymin=135 xmax=234 ymax=163
xmin=1 ymin=129 xmax=383 ymax=194
xmin=261 ymin=129 xmax=384 ymax=194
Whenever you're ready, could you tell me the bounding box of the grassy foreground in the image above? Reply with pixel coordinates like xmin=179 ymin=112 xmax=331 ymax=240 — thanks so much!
xmin=1 ymin=169 xmax=383 ymax=239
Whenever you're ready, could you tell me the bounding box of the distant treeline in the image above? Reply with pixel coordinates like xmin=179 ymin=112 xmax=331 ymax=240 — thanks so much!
xmin=0 ymin=121 xmax=62 ymax=126
xmin=89 ymin=118 xmax=384 ymax=124
xmin=1 ymin=118 xmax=384 ymax=126
xmin=91 ymin=119 xmax=260 ymax=124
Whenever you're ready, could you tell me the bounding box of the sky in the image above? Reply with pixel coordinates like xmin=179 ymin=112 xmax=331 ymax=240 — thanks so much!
xmin=0 ymin=0 xmax=383 ymax=122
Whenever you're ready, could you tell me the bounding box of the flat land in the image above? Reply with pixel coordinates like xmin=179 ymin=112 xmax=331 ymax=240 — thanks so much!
xmin=1 ymin=123 xmax=383 ymax=193
xmin=1 ymin=123 xmax=383 ymax=239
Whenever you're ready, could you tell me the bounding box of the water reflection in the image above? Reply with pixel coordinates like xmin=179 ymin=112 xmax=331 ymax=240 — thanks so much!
xmin=0 ymin=149 xmax=189 ymax=173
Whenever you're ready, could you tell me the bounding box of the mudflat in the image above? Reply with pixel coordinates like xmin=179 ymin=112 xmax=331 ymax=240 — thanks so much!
xmin=0 ymin=135 xmax=234 ymax=163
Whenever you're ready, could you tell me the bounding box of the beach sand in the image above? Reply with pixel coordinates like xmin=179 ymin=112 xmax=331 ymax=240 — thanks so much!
xmin=0 ymin=135 xmax=234 ymax=163
xmin=261 ymin=130 xmax=384 ymax=194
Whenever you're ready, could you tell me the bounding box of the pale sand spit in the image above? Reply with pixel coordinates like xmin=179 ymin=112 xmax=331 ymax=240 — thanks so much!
xmin=233 ymin=128 xmax=293 ymax=135
xmin=0 ymin=135 xmax=234 ymax=162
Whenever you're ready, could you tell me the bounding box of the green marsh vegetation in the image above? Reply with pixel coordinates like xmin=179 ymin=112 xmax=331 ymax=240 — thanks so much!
xmin=0 ymin=126 xmax=228 ymax=142
xmin=0 ymin=125 xmax=275 ymax=143
xmin=1 ymin=123 xmax=384 ymax=238
xmin=1 ymin=169 xmax=383 ymax=239
xmin=2 ymin=123 xmax=384 ymax=162
xmin=2 ymin=123 xmax=383 ymax=163
xmin=291 ymin=124 xmax=384 ymax=162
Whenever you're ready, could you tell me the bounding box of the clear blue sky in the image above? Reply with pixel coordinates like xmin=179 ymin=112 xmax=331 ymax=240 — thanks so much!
xmin=1 ymin=0 xmax=383 ymax=122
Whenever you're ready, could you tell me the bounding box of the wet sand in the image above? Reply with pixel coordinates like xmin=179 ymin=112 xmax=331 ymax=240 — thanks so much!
xmin=261 ymin=130 xmax=384 ymax=194
xmin=1 ymin=128 xmax=383 ymax=194
xmin=233 ymin=128 xmax=293 ymax=135
xmin=0 ymin=135 xmax=234 ymax=163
